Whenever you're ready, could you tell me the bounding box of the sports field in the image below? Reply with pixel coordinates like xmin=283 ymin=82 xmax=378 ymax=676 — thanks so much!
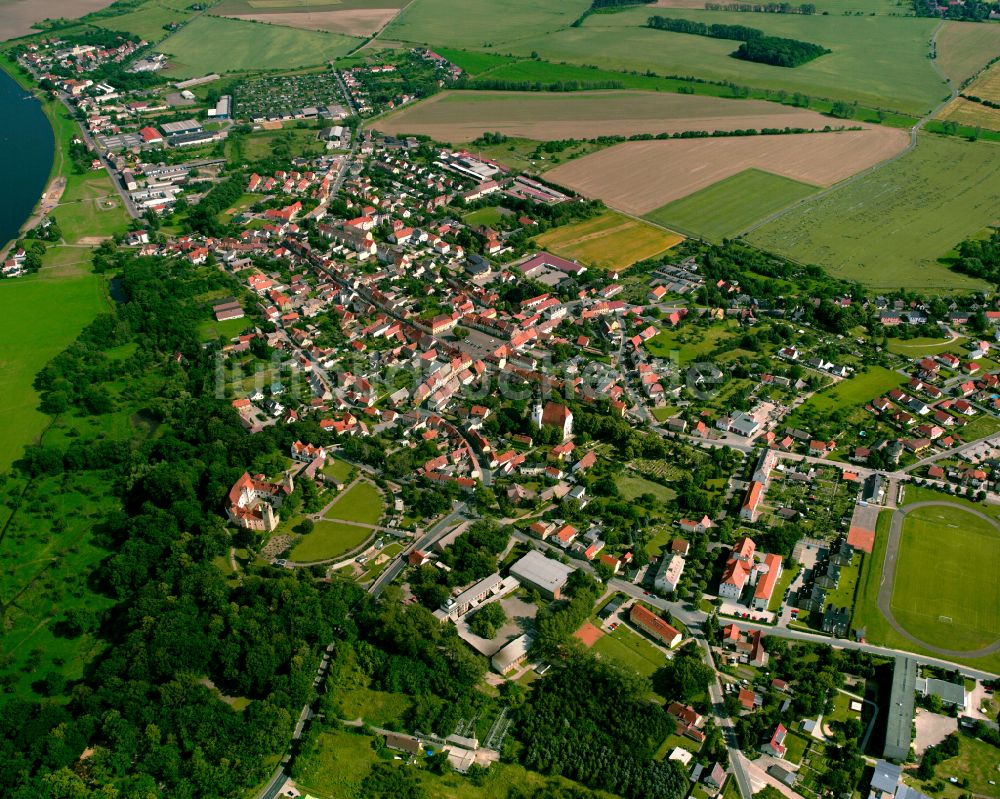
xmin=545 ymin=128 xmax=907 ymax=216
xmin=934 ymin=19 xmax=1000 ymax=86
xmin=891 ymin=505 xmax=1000 ymax=651
xmin=490 ymin=8 xmax=944 ymax=115
xmin=748 ymin=134 xmax=999 ymax=291
xmin=158 ymin=15 xmax=359 ymax=77
xmin=383 ymin=0 xmax=591 ymax=48
xmin=374 ymin=90 xmax=842 ymax=142
xmin=644 ymin=169 xmax=818 ymax=242
xmin=325 ymin=480 xmax=384 ymax=525
xmin=533 ymin=211 xmax=682 ymax=271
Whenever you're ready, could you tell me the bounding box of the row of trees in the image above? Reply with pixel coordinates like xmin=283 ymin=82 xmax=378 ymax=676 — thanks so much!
xmin=647 ymin=15 xmax=765 ymax=40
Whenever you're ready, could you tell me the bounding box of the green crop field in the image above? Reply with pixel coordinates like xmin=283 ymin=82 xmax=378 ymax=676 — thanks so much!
xmin=891 ymin=505 xmax=1000 ymax=651
xmin=159 ymin=15 xmax=359 ymax=77
xmin=290 ymin=520 xmax=372 ymax=561
xmin=534 ymin=211 xmax=682 ymax=271
xmin=0 ymin=260 xmax=107 ymax=471
xmin=384 ymin=0 xmax=590 ymax=49
xmin=325 ymin=480 xmax=384 ymax=525
xmin=934 ymin=19 xmax=1000 ymax=86
xmin=96 ymin=0 xmax=196 ymax=42
xmin=433 ymin=47 xmax=518 ymax=76
xmin=644 ymin=169 xmax=818 ymax=242
xmin=748 ymin=135 xmax=999 ymax=292
xmin=485 ymin=8 xmax=945 ymax=115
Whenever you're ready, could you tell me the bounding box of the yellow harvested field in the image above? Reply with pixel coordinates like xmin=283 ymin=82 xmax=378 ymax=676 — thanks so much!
xmin=225 ymin=7 xmax=399 ymax=35
xmin=374 ymin=90 xmax=847 ymax=142
xmin=545 ymin=128 xmax=909 ymax=215
xmin=937 ymin=97 xmax=1000 ymax=132
xmin=534 ymin=211 xmax=683 ymax=271
xmin=935 ymin=20 xmax=1000 ymax=86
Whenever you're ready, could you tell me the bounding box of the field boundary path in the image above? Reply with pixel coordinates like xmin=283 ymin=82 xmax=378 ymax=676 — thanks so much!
xmin=736 ymin=20 xmax=957 ymax=239
xmin=880 ymin=500 xmax=1000 ymax=658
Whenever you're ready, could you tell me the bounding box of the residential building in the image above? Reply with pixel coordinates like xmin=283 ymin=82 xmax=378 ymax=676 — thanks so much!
xmin=654 ymin=554 xmax=685 ymax=594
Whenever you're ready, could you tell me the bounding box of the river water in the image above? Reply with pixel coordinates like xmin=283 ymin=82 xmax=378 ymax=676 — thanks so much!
xmin=0 ymin=67 xmax=54 ymax=248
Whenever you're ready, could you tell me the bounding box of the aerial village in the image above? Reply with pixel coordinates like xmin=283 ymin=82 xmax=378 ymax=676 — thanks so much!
xmin=4 ymin=24 xmax=1000 ymax=799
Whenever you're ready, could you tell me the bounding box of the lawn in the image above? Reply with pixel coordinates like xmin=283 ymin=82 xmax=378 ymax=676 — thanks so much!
xmin=323 ymin=457 xmax=355 ymax=483
xmin=913 ymin=736 xmax=1000 ymax=799
xmin=0 ymin=261 xmax=107 ymax=471
xmin=795 ymin=365 xmax=905 ymax=415
xmin=891 ymin=504 xmax=1000 ymax=651
xmin=748 ymin=135 xmax=999 ymax=292
xmin=490 ymin=8 xmax=945 ymax=115
xmin=784 ymin=731 xmax=810 ymax=765
xmin=534 ymin=211 xmax=682 ymax=271
xmin=325 ymin=480 xmax=384 ymax=525
xmin=645 ymin=320 xmax=741 ymax=364
xmin=197 ymin=315 xmax=250 ymax=342
xmin=615 ymin=474 xmax=677 ymax=504
xmin=592 ymin=624 xmax=666 ymax=679
xmin=158 ymin=15 xmax=359 ymax=77
xmin=463 ymin=206 xmax=504 ymax=227
xmin=886 ymin=336 xmax=966 ymax=357
xmin=329 ymin=685 xmax=413 ymax=726
xmin=768 ymin=563 xmax=799 ymax=612
xmin=956 ymin=414 xmax=1000 ymax=442
xmin=56 ymin=170 xmax=131 ymax=243
xmin=289 ymin=520 xmax=373 ymax=562
xmin=644 ymin=169 xmax=818 ymax=242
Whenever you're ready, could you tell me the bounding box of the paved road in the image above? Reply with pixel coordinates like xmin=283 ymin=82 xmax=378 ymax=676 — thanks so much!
xmin=879 ymin=501 xmax=1000 ymax=658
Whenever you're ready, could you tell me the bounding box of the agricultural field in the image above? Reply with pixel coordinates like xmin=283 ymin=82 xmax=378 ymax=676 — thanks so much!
xmin=936 ymin=97 xmax=1000 ymax=133
xmin=533 ymin=211 xmax=682 ymax=271
xmin=383 ymin=0 xmax=591 ymax=49
xmin=95 ymin=0 xmax=195 ymax=41
xmin=158 ymin=15 xmax=359 ymax=77
xmin=374 ymin=89 xmax=843 ymax=142
xmin=644 ymin=168 xmax=818 ymax=241
xmin=0 ymin=260 xmax=107 ymax=471
xmin=432 ymin=47 xmax=518 ymax=76
xmin=546 ymin=128 xmax=906 ymax=216
xmin=220 ymin=2 xmax=403 ymax=37
xmin=933 ymin=19 xmax=1000 ymax=86
xmin=748 ymin=134 xmax=1000 ymax=291
xmin=490 ymin=7 xmax=945 ymax=115
xmin=891 ymin=504 xmax=1000 ymax=652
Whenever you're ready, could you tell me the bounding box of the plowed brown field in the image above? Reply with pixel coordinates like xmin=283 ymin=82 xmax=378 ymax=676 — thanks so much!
xmin=374 ymin=90 xmax=850 ymax=142
xmin=545 ymin=127 xmax=909 ymax=215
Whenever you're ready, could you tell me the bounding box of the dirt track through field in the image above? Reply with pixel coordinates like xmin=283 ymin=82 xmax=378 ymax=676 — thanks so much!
xmin=545 ymin=127 xmax=909 ymax=215
xmin=374 ymin=90 xmax=850 ymax=142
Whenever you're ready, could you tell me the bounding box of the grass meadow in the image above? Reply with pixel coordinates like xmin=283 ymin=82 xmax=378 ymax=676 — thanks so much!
xmin=934 ymin=19 xmax=1000 ymax=86
xmin=290 ymin=520 xmax=372 ymax=562
xmin=616 ymin=474 xmax=677 ymax=504
xmin=644 ymin=168 xmax=818 ymax=242
xmin=891 ymin=505 xmax=1000 ymax=651
xmin=534 ymin=211 xmax=682 ymax=271
xmin=159 ymin=15 xmax=359 ymax=77
xmin=591 ymin=624 xmax=666 ymax=680
xmin=326 ymin=480 xmax=384 ymax=525
xmin=95 ymin=0 xmax=196 ymax=41
xmin=748 ymin=134 xmax=999 ymax=292
xmin=490 ymin=8 xmax=945 ymax=115
xmin=793 ymin=365 xmax=904 ymax=416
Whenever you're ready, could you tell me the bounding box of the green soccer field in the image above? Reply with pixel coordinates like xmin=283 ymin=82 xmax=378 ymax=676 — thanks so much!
xmin=891 ymin=505 xmax=1000 ymax=651
xmin=748 ymin=134 xmax=999 ymax=292
xmin=644 ymin=169 xmax=818 ymax=242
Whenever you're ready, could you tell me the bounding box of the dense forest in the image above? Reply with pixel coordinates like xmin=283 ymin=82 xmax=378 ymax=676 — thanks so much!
xmin=733 ymin=36 xmax=830 ymax=67
xmin=951 ymin=229 xmax=1000 ymax=285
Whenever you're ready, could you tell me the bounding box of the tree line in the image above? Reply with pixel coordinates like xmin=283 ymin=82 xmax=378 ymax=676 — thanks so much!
xmin=704 ymin=2 xmax=817 ymax=12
